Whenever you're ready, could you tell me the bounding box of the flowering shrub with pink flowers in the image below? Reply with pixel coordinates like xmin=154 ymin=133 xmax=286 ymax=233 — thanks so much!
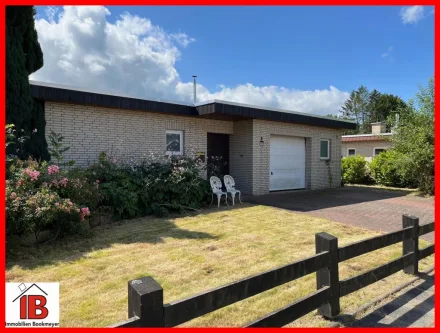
xmin=6 ymin=157 xmax=99 ymax=240
xmin=6 ymin=125 xmax=213 ymax=243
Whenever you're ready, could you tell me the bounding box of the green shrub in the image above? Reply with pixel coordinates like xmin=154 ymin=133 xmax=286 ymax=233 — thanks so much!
xmin=390 ymin=77 xmax=434 ymax=195
xmin=135 ymin=154 xmax=211 ymax=216
xmin=85 ymin=152 xmax=211 ymax=218
xmin=85 ymin=152 xmax=140 ymax=219
xmin=341 ymin=155 xmax=368 ymax=184
xmin=369 ymin=150 xmax=415 ymax=188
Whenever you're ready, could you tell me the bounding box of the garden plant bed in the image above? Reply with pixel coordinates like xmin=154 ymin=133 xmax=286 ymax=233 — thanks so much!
xmin=6 ymin=204 xmax=434 ymax=327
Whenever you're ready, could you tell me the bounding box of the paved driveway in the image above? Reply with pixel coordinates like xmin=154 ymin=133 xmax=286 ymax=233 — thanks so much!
xmin=247 ymin=186 xmax=434 ymax=242
xmin=350 ymin=272 xmax=434 ymax=328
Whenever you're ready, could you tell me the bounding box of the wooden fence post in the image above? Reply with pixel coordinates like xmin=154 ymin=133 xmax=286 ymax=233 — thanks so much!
xmin=128 ymin=276 xmax=165 ymax=327
xmin=402 ymin=215 xmax=419 ymax=275
xmin=315 ymin=232 xmax=340 ymax=318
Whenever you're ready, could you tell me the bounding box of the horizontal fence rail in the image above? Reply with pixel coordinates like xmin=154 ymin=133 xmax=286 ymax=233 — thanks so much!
xmin=244 ymin=287 xmax=330 ymax=328
xmin=340 ymin=253 xmax=414 ymax=297
xmin=419 ymin=222 xmax=435 ymax=236
xmin=338 ymin=227 xmax=413 ymax=262
xmin=420 ymin=244 xmax=435 ymax=259
xmin=163 ymin=251 xmax=329 ymax=327
xmin=111 ymin=215 xmax=434 ymax=328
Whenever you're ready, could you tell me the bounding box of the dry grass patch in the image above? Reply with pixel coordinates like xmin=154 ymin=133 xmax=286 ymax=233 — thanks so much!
xmin=6 ymin=204 xmax=433 ymax=327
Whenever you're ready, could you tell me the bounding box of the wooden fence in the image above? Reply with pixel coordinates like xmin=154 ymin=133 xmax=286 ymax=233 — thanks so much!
xmin=110 ymin=214 xmax=434 ymax=328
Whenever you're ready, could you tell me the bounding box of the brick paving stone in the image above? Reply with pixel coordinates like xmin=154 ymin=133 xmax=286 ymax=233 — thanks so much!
xmin=246 ymin=186 xmax=434 ymax=242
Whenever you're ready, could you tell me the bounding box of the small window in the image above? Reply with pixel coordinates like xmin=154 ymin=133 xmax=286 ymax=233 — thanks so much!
xmin=347 ymin=148 xmax=356 ymax=156
xmin=166 ymin=130 xmax=183 ymax=155
xmin=374 ymin=148 xmax=386 ymax=156
xmin=320 ymin=139 xmax=330 ymax=160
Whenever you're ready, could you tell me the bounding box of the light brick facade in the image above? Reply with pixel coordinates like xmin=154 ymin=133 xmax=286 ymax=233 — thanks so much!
xmin=341 ymin=139 xmax=392 ymax=161
xmin=46 ymin=101 xmax=344 ymax=195
xmin=45 ymin=102 xmax=233 ymax=166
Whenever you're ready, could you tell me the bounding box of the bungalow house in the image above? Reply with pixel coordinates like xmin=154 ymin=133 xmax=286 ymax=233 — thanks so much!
xmin=341 ymin=122 xmax=393 ymax=161
xmin=30 ymin=81 xmax=356 ymax=195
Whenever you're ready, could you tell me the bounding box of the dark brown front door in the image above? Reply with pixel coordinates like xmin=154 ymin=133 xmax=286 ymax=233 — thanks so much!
xmin=207 ymin=133 xmax=229 ymax=178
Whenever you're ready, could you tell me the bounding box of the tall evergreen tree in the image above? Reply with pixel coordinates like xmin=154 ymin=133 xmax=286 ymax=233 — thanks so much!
xmin=340 ymin=86 xmax=407 ymax=135
xmin=370 ymin=93 xmax=406 ymax=123
xmin=6 ymin=6 xmax=48 ymax=160
xmin=340 ymin=85 xmax=371 ymax=134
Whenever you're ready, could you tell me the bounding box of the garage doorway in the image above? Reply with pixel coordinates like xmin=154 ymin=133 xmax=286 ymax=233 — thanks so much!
xmin=270 ymin=135 xmax=306 ymax=191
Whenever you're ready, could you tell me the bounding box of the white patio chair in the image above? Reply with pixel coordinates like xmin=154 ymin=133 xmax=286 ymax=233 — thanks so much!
xmin=224 ymin=175 xmax=242 ymax=206
xmin=210 ymin=176 xmax=228 ymax=207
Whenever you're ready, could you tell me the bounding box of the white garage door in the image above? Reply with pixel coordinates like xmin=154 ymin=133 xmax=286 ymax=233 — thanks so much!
xmin=270 ymin=135 xmax=306 ymax=191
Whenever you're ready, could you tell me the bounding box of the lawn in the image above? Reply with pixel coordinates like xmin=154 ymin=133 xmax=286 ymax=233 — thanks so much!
xmin=6 ymin=204 xmax=434 ymax=328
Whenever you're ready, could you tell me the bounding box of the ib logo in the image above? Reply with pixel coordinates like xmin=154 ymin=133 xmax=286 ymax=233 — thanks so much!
xmin=6 ymin=283 xmax=60 ymax=328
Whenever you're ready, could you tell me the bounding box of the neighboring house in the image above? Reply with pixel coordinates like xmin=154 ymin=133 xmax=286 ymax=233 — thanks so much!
xmin=30 ymin=81 xmax=355 ymax=195
xmin=341 ymin=122 xmax=393 ymax=161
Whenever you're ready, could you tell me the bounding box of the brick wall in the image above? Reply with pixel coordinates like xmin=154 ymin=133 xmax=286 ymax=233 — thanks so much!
xmin=341 ymin=140 xmax=392 ymax=161
xmin=45 ymin=102 xmax=233 ymax=167
xmin=46 ymin=101 xmax=344 ymax=195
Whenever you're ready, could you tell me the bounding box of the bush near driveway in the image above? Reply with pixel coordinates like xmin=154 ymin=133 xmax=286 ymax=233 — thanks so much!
xmin=369 ymin=150 xmax=412 ymax=188
xmin=341 ymin=155 xmax=369 ymax=184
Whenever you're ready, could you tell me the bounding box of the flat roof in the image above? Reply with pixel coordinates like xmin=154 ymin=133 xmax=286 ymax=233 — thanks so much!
xmin=30 ymin=80 xmax=357 ymax=130
xmin=342 ymin=133 xmax=393 ymax=142
xmin=342 ymin=133 xmax=393 ymax=138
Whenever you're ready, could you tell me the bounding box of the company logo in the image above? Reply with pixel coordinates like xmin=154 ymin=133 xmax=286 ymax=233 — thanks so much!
xmin=6 ymin=283 xmax=60 ymax=328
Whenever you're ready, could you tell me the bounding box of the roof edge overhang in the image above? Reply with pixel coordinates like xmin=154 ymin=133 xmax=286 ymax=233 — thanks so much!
xmin=30 ymin=81 xmax=198 ymax=117
xmin=196 ymin=100 xmax=356 ymax=129
xmin=342 ymin=134 xmax=393 ymax=142
xmin=29 ymin=81 xmax=356 ymax=130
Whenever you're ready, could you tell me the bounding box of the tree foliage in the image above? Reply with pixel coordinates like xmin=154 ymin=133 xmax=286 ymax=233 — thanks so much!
xmin=340 ymin=86 xmax=406 ymax=134
xmin=391 ymin=77 xmax=434 ymax=195
xmin=6 ymin=6 xmax=48 ymax=160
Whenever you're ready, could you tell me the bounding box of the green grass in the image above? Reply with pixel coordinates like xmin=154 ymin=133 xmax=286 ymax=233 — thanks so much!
xmin=6 ymin=204 xmax=434 ymax=327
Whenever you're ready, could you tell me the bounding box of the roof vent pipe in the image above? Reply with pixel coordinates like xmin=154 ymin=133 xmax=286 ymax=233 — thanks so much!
xmin=192 ymin=75 xmax=197 ymax=104
xmin=392 ymin=113 xmax=400 ymax=133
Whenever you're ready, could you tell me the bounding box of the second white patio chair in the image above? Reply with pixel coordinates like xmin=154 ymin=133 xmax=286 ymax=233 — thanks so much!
xmin=210 ymin=176 xmax=228 ymax=207
xmin=224 ymin=175 xmax=242 ymax=206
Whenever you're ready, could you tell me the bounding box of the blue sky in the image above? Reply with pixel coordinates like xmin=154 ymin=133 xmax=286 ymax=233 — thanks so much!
xmin=33 ymin=6 xmax=434 ymax=115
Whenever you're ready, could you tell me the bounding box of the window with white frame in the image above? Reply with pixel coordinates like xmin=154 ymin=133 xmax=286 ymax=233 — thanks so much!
xmin=166 ymin=130 xmax=183 ymax=155
xmin=320 ymin=139 xmax=330 ymax=160
xmin=374 ymin=148 xmax=386 ymax=156
xmin=347 ymin=148 xmax=356 ymax=156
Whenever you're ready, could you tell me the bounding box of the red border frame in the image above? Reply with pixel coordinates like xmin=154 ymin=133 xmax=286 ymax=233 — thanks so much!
xmin=1 ymin=2 xmax=437 ymax=331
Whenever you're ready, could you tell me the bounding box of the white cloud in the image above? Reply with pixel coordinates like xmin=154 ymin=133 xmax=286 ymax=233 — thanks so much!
xmin=171 ymin=33 xmax=195 ymax=47
xmin=176 ymin=82 xmax=349 ymax=115
xmin=381 ymin=46 xmax=394 ymax=62
xmin=400 ymin=6 xmax=425 ymax=25
xmin=381 ymin=46 xmax=393 ymax=58
xmin=31 ymin=6 xmax=349 ymax=116
xmin=44 ymin=6 xmax=59 ymax=23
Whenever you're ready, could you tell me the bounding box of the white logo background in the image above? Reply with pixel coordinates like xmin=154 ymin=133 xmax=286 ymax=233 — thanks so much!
xmin=6 ymin=282 xmax=60 ymax=328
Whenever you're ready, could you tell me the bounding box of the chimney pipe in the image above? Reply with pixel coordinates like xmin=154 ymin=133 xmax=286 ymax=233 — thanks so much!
xmin=392 ymin=113 xmax=400 ymax=133
xmin=192 ymin=75 xmax=197 ymax=104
